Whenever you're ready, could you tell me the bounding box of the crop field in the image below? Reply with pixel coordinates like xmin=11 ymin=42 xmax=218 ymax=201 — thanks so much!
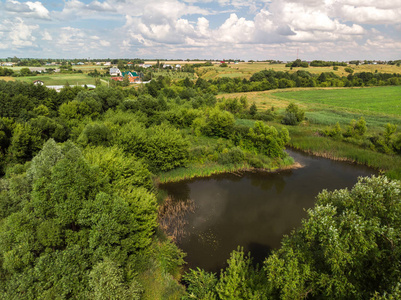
xmin=198 ymin=63 xmax=401 ymax=81
xmin=271 ymin=86 xmax=401 ymax=115
xmin=7 ymin=73 xmax=97 ymax=86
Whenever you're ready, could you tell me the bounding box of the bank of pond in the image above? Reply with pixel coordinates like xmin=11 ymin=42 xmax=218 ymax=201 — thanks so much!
xmin=159 ymin=149 xmax=376 ymax=272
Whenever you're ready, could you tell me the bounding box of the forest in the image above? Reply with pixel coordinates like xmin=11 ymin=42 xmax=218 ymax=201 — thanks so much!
xmin=0 ymin=66 xmax=401 ymax=299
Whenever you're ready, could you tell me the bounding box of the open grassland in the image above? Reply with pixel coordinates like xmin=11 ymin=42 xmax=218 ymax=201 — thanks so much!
xmin=271 ymin=86 xmax=401 ymax=115
xmin=72 ymin=65 xmax=107 ymax=72
xmin=5 ymin=73 xmax=97 ymax=86
xmin=220 ymin=86 xmax=401 ymax=178
xmin=198 ymin=63 xmax=401 ymax=81
xmin=152 ymin=70 xmax=196 ymax=80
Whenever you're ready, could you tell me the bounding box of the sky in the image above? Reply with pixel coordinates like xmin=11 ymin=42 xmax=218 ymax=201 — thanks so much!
xmin=0 ymin=0 xmax=400 ymax=61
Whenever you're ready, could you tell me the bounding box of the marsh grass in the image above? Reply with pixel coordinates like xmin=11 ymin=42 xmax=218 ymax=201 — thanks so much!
xmin=288 ymin=127 xmax=401 ymax=178
xmin=158 ymin=196 xmax=195 ymax=242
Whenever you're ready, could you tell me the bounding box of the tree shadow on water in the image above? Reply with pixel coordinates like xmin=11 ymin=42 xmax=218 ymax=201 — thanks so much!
xmin=247 ymin=242 xmax=273 ymax=268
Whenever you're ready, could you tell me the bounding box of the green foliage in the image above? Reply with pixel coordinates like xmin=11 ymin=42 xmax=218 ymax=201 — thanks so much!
xmin=217 ymin=147 xmax=245 ymax=165
xmin=84 ymin=145 xmax=153 ymax=191
xmin=183 ymin=268 xmax=218 ymax=299
xmin=193 ymin=108 xmax=235 ymax=138
xmin=246 ymin=121 xmax=290 ymax=158
xmin=264 ymin=175 xmax=401 ymax=299
xmin=344 ymin=117 xmax=367 ymax=138
xmin=282 ymin=103 xmax=305 ymax=125
xmin=0 ymin=139 xmax=159 ymax=299
xmin=117 ymin=121 xmax=189 ymax=172
xmin=89 ymin=258 xmax=142 ymax=300
xmin=322 ymin=122 xmax=342 ymax=138
xmin=345 ymin=67 xmax=354 ymax=74
xmin=8 ymin=123 xmax=43 ymax=163
xmin=77 ymin=122 xmax=112 ymax=146
xmin=183 ymin=247 xmax=268 ymax=299
xmin=249 ymin=102 xmax=257 ymax=116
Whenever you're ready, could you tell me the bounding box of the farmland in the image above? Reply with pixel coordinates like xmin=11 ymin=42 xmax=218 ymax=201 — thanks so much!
xmin=197 ymin=62 xmax=401 ymax=80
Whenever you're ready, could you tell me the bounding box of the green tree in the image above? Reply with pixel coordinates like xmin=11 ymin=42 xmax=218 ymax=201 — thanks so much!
xmin=199 ymin=108 xmax=235 ymax=138
xmin=345 ymin=67 xmax=354 ymax=74
xmin=249 ymin=102 xmax=257 ymax=116
xmin=282 ymin=103 xmax=305 ymax=125
xmin=247 ymin=121 xmax=290 ymax=158
xmin=265 ymin=175 xmax=401 ymax=299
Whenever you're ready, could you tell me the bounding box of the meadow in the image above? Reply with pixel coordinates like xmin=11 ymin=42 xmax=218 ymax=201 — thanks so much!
xmin=197 ymin=62 xmax=401 ymax=80
xmin=219 ymin=85 xmax=401 ymax=178
xmin=271 ymin=86 xmax=401 ymax=115
xmin=2 ymin=73 xmax=98 ymax=86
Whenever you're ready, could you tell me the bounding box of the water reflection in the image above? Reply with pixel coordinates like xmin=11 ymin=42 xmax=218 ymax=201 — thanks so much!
xmin=160 ymin=149 xmax=376 ymax=272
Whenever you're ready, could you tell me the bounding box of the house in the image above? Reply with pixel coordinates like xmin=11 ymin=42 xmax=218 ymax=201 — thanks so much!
xmin=76 ymin=62 xmax=85 ymax=65
xmin=175 ymin=64 xmax=181 ymax=69
xmin=139 ymin=63 xmax=152 ymax=68
xmin=104 ymin=62 xmax=111 ymax=66
xmin=109 ymin=67 xmax=122 ymax=76
xmin=33 ymin=80 xmax=44 ymax=86
xmin=122 ymin=71 xmax=141 ymax=83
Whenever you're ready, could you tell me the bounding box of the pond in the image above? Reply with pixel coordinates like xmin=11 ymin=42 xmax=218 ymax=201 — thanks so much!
xmin=159 ymin=149 xmax=376 ymax=272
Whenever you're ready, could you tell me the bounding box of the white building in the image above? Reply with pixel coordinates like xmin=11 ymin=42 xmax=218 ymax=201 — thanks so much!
xmin=109 ymin=67 xmax=122 ymax=76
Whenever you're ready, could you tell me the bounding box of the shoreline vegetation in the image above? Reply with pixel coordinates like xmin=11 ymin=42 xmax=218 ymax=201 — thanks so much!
xmin=156 ymin=155 xmax=299 ymax=184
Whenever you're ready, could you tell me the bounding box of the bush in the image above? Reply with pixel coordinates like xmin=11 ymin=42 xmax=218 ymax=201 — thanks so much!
xmin=282 ymin=103 xmax=304 ymax=125
xmin=193 ymin=108 xmax=235 ymax=138
xmin=322 ymin=122 xmax=342 ymax=138
xmin=217 ymin=147 xmax=245 ymax=165
xmin=77 ymin=122 xmax=111 ymax=146
xmin=245 ymin=121 xmax=290 ymax=158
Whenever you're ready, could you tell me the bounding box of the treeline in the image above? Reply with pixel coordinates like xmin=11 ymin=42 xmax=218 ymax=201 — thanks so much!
xmin=309 ymin=60 xmax=347 ymax=67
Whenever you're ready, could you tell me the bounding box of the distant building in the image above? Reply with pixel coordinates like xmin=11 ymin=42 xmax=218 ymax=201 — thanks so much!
xmin=109 ymin=67 xmax=122 ymax=76
xmin=33 ymin=80 xmax=44 ymax=86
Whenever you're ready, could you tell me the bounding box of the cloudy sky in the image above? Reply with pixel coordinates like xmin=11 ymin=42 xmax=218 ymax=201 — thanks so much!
xmin=0 ymin=0 xmax=400 ymax=60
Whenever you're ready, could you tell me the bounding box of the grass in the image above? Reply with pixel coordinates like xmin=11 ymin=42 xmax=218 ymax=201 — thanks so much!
xmin=288 ymin=126 xmax=401 ymax=178
xmin=220 ymin=85 xmax=401 ymax=178
xmin=197 ymin=63 xmax=401 ymax=81
xmin=271 ymin=86 xmax=401 ymax=115
xmin=4 ymin=73 xmax=97 ymax=86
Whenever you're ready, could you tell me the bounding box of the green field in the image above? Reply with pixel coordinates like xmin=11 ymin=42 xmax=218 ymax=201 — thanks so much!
xmin=271 ymin=86 xmax=401 ymax=115
xmin=198 ymin=63 xmax=401 ymax=81
xmin=6 ymin=73 xmax=98 ymax=86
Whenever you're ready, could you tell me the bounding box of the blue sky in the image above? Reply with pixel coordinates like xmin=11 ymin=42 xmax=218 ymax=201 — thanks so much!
xmin=0 ymin=0 xmax=400 ymax=61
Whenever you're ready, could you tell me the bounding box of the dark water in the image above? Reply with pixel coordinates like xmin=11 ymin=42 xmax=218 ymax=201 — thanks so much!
xmin=159 ymin=149 xmax=376 ymax=272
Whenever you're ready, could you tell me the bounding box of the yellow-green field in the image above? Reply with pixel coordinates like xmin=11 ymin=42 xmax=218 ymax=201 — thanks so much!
xmin=4 ymin=73 xmax=98 ymax=86
xmin=198 ymin=62 xmax=401 ymax=81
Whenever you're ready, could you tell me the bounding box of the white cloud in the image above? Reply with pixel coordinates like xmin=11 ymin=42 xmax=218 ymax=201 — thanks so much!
xmin=216 ymin=13 xmax=255 ymax=43
xmin=4 ymin=0 xmax=50 ymax=19
xmin=334 ymin=4 xmax=401 ymax=24
xmin=6 ymin=17 xmax=38 ymax=47
xmin=41 ymin=29 xmax=52 ymax=41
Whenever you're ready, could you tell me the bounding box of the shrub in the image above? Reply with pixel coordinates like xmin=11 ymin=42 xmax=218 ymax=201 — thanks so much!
xmin=217 ymin=147 xmax=245 ymax=165
xmin=282 ymin=103 xmax=304 ymax=125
